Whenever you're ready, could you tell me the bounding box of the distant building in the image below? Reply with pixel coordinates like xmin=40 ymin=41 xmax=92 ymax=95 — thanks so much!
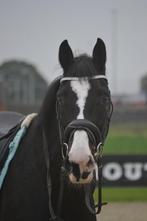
xmin=112 ymin=93 xmax=146 ymax=107
xmin=0 ymin=80 xmax=5 ymax=111
xmin=0 ymin=60 xmax=48 ymax=114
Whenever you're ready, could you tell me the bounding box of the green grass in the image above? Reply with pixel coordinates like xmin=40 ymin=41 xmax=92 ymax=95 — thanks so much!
xmin=103 ymin=123 xmax=147 ymax=155
xmin=94 ymin=188 xmax=147 ymax=202
xmin=96 ymin=123 xmax=147 ymax=202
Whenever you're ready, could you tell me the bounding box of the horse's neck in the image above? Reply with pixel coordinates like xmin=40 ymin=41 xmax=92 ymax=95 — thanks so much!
xmin=38 ymin=107 xmax=61 ymax=158
xmin=36 ymin=108 xmax=62 ymax=192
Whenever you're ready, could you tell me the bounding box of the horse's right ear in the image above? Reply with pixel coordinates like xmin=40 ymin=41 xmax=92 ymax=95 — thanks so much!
xmin=59 ymin=40 xmax=74 ymax=72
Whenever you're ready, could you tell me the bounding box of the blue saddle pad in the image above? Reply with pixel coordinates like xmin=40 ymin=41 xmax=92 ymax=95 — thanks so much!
xmin=0 ymin=111 xmax=24 ymax=138
xmin=0 ymin=112 xmax=25 ymax=171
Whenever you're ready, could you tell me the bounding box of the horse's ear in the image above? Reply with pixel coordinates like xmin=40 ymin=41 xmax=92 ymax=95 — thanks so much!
xmin=92 ymin=38 xmax=106 ymax=72
xmin=59 ymin=40 xmax=74 ymax=72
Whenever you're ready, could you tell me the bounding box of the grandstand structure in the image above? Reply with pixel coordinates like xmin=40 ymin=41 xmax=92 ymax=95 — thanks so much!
xmin=0 ymin=61 xmax=48 ymax=114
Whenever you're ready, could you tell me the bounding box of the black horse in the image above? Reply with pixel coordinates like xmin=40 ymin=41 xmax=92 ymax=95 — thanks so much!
xmin=0 ymin=38 xmax=112 ymax=221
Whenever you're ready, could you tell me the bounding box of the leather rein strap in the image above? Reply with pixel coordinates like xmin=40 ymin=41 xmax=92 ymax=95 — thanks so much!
xmin=84 ymin=154 xmax=107 ymax=215
xmin=42 ymin=129 xmax=65 ymax=221
xmin=42 ymin=130 xmax=57 ymax=220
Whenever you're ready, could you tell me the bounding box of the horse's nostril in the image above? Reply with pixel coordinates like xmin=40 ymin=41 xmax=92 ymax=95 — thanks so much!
xmin=82 ymin=171 xmax=91 ymax=179
xmin=87 ymin=157 xmax=94 ymax=167
xmin=71 ymin=162 xmax=81 ymax=181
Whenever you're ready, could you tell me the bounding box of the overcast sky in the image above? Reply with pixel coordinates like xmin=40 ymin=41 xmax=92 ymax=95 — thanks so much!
xmin=0 ymin=0 xmax=147 ymax=94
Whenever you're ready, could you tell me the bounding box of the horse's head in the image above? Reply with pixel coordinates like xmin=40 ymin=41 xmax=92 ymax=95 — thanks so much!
xmin=57 ymin=38 xmax=112 ymax=185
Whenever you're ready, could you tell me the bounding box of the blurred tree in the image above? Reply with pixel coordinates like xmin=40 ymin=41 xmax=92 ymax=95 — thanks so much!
xmin=0 ymin=60 xmax=48 ymax=113
xmin=141 ymin=74 xmax=147 ymax=104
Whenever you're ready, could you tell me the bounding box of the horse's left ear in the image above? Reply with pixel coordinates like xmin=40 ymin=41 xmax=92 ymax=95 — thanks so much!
xmin=59 ymin=40 xmax=74 ymax=72
xmin=92 ymin=38 xmax=106 ymax=72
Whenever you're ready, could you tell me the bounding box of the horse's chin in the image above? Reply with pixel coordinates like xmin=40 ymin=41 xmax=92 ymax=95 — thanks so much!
xmin=69 ymin=172 xmax=93 ymax=185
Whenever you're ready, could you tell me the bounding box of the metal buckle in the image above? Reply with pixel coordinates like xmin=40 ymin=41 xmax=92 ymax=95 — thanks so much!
xmin=62 ymin=143 xmax=68 ymax=159
xmin=94 ymin=142 xmax=103 ymax=160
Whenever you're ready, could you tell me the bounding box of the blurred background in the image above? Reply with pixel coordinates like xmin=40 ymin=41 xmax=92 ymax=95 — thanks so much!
xmin=0 ymin=0 xmax=147 ymax=220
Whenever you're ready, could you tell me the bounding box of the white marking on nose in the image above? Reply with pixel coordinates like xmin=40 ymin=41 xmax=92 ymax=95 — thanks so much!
xmin=70 ymin=80 xmax=90 ymax=119
xmin=68 ymin=130 xmax=91 ymax=165
xmin=69 ymin=79 xmax=96 ymax=181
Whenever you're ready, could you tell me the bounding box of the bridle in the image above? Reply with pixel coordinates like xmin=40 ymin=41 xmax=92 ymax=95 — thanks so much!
xmin=42 ymin=75 xmax=113 ymax=220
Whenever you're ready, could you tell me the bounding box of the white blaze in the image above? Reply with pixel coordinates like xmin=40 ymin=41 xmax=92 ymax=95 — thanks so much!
xmin=70 ymin=80 xmax=90 ymax=119
xmin=68 ymin=130 xmax=91 ymax=165
xmin=69 ymin=80 xmax=93 ymax=170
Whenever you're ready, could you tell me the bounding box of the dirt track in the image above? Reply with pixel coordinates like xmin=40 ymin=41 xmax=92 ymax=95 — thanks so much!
xmin=97 ymin=203 xmax=147 ymax=221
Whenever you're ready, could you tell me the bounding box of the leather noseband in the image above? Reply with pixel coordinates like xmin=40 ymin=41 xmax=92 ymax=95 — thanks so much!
xmin=64 ymin=119 xmax=102 ymax=147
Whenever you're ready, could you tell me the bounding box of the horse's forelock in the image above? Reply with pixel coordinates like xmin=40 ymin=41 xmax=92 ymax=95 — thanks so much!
xmin=64 ymin=55 xmax=98 ymax=78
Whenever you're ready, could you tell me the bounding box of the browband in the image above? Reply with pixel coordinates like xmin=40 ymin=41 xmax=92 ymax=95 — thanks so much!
xmin=60 ymin=75 xmax=107 ymax=83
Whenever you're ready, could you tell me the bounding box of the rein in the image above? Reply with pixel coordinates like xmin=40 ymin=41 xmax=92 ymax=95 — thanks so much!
xmin=42 ymin=75 xmax=113 ymax=220
xmin=42 ymin=129 xmax=65 ymax=221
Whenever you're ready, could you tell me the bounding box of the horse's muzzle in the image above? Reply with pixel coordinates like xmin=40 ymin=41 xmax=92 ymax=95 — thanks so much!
xmin=68 ymin=162 xmax=94 ymax=184
xmin=62 ymin=119 xmax=100 ymax=184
